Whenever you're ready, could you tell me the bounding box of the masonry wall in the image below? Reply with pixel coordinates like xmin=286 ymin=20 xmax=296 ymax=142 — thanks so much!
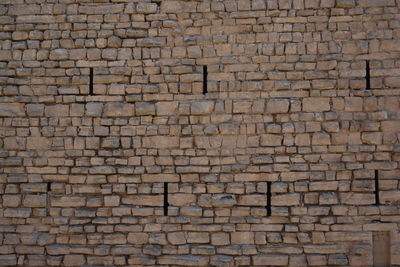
xmin=0 ymin=0 xmax=400 ymax=266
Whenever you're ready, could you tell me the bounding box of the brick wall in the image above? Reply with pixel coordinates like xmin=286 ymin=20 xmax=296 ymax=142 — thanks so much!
xmin=0 ymin=0 xmax=400 ymax=266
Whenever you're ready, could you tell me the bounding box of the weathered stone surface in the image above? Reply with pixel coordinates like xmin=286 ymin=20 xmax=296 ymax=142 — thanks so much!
xmin=0 ymin=103 xmax=25 ymax=117
xmin=191 ymin=101 xmax=214 ymax=115
xmin=142 ymin=136 xmax=180 ymax=148
xmin=253 ymin=255 xmax=289 ymax=266
xmin=266 ymin=99 xmax=290 ymax=113
xmin=303 ymin=98 xmax=330 ymax=112
xmin=158 ymin=255 xmax=209 ymax=266
xmin=103 ymin=103 xmax=134 ymax=117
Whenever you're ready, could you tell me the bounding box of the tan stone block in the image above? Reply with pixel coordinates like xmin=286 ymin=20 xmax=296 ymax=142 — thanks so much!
xmin=103 ymin=103 xmax=134 ymax=117
xmin=302 ymin=98 xmax=330 ymax=112
xmin=261 ymin=134 xmax=283 ymax=146
xmin=136 ymin=102 xmax=155 ymax=115
xmin=345 ymin=97 xmax=363 ymax=112
xmin=158 ymin=255 xmax=209 ymax=266
xmin=339 ymin=193 xmax=375 ymax=205
xmin=23 ymin=194 xmax=46 ymax=207
xmin=45 ymin=105 xmax=69 ymax=117
xmin=27 ymin=137 xmax=51 ymax=150
xmin=272 ymin=193 xmax=300 ymax=206
xmin=361 ymin=132 xmax=382 ymax=145
xmin=142 ymin=136 xmax=179 ymax=149
xmin=63 ymin=255 xmax=85 ymax=267
xmin=191 ymin=101 xmax=214 ymax=115
xmin=51 ymin=196 xmax=86 ymax=207
xmin=253 ymin=255 xmax=289 ymax=266
xmin=379 ymin=191 xmax=400 ymax=204
xmin=311 ymin=133 xmax=331 ymax=145
xmin=211 ymin=233 xmax=230 ymax=246
xmin=187 ymin=232 xmax=210 ymax=243
xmin=104 ymin=196 xmax=120 ymax=207
xmin=295 ymin=133 xmax=310 ymax=146
xmin=238 ymin=195 xmax=267 ymax=206
xmin=381 ymin=121 xmax=400 ymax=132
xmin=156 ymin=102 xmax=178 ymax=115
xmin=231 ymin=232 xmax=254 ymax=244
xmin=127 ymin=233 xmax=148 ymax=245
xmin=0 ymin=103 xmax=25 ymax=117
xmin=2 ymin=195 xmax=21 ymax=207
xmin=167 ymin=232 xmax=186 ymax=245
xmin=169 ymin=193 xmax=196 ymax=206
xmin=211 ymin=194 xmax=236 ymax=207
xmin=124 ymin=195 xmax=162 ymax=206
xmin=233 ymin=101 xmax=252 ymax=113
xmin=266 ymin=99 xmax=289 ymax=113
xmin=4 ymin=208 xmax=31 ymax=218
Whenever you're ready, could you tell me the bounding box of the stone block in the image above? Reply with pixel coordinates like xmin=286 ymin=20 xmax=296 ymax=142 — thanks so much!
xmin=261 ymin=134 xmax=283 ymax=146
xmin=380 ymin=191 xmax=400 ymax=204
xmin=136 ymin=102 xmax=155 ymax=115
xmin=266 ymin=99 xmax=290 ymax=113
xmin=169 ymin=193 xmax=196 ymax=206
xmin=302 ymin=98 xmax=330 ymax=112
xmin=272 ymin=193 xmax=300 ymax=206
xmin=167 ymin=232 xmax=186 ymax=245
xmin=27 ymin=137 xmax=51 ymax=150
xmin=51 ymin=196 xmax=86 ymax=207
xmin=156 ymin=102 xmax=178 ymax=116
xmin=23 ymin=194 xmax=46 ymax=207
xmin=0 ymin=103 xmax=25 ymax=117
xmin=127 ymin=233 xmax=148 ymax=245
xmin=231 ymin=232 xmax=254 ymax=244
xmin=142 ymin=136 xmax=179 ymax=149
xmin=191 ymin=101 xmax=214 ymax=115
xmin=63 ymin=255 xmax=85 ymax=267
xmin=158 ymin=255 xmax=209 ymax=266
xmin=253 ymin=255 xmax=289 ymax=266
xmin=103 ymin=103 xmax=134 ymax=117
xmin=45 ymin=105 xmax=69 ymax=117
xmin=238 ymin=195 xmax=267 ymax=206
xmin=26 ymin=104 xmax=43 ymax=117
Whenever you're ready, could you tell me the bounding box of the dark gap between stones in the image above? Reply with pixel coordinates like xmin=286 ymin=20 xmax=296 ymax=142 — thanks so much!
xmin=164 ymin=182 xmax=169 ymax=216
xmin=266 ymin=181 xmax=272 ymax=216
xmin=203 ymin=65 xmax=208 ymax=94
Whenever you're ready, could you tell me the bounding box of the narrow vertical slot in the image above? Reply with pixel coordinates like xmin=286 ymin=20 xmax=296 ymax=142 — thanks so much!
xmin=164 ymin=182 xmax=169 ymax=216
xmin=266 ymin=181 xmax=272 ymax=216
xmin=375 ymin=170 xmax=379 ymax=205
xmin=47 ymin=182 xmax=51 ymax=217
xmin=203 ymin=65 xmax=208 ymax=94
xmin=47 ymin=182 xmax=51 ymax=192
xmin=89 ymin=67 xmax=94 ymax=95
xmin=366 ymin=60 xmax=371 ymax=90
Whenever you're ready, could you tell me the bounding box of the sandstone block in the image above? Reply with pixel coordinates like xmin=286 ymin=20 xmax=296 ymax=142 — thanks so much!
xmin=127 ymin=233 xmax=148 ymax=245
xmin=211 ymin=194 xmax=236 ymax=207
xmin=261 ymin=134 xmax=283 ymax=146
xmin=0 ymin=103 xmax=25 ymax=117
xmin=45 ymin=105 xmax=69 ymax=117
xmin=231 ymin=232 xmax=254 ymax=244
xmin=142 ymin=136 xmax=179 ymax=149
xmin=125 ymin=195 xmax=162 ymax=206
xmin=266 ymin=99 xmax=290 ymax=113
xmin=380 ymin=191 xmax=400 ymax=204
xmin=312 ymin=133 xmax=331 ymax=145
xmin=339 ymin=193 xmax=375 ymax=205
xmin=361 ymin=132 xmax=382 ymax=145
xmin=238 ymin=195 xmax=267 ymax=206
xmin=191 ymin=101 xmax=214 ymax=115
xmin=169 ymin=193 xmax=196 ymax=206
xmin=49 ymin=49 xmax=68 ymax=60
xmin=103 ymin=103 xmax=134 ymax=117
xmin=63 ymin=255 xmax=85 ymax=267
xmin=167 ymin=232 xmax=186 ymax=245
xmin=302 ymin=98 xmax=330 ymax=112
xmin=253 ymin=255 xmax=289 ymax=266
xmin=136 ymin=102 xmax=155 ymax=115
xmin=4 ymin=208 xmax=31 ymax=218
xmin=158 ymin=255 xmax=209 ymax=266
xmin=27 ymin=137 xmax=51 ymax=150
xmin=272 ymin=193 xmax=300 ymax=206
xmin=23 ymin=194 xmax=46 ymax=207
xmin=51 ymin=196 xmax=86 ymax=207
xmin=156 ymin=102 xmax=178 ymax=116
xmin=85 ymin=103 xmax=103 ymax=117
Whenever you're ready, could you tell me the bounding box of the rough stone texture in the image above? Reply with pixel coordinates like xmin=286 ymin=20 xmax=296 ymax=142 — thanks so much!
xmin=0 ymin=1 xmax=399 ymax=266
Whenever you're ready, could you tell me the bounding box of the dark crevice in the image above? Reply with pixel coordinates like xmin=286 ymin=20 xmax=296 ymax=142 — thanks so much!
xmin=375 ymin=170 xmax=379 ymax=205
xmin=164 ymin=182 xmax=169 ymax=216
xmin=89 ymin=67 xmax=94 ymax=95
xmin=203 ymin=65 xmax=208 ymax=94
xmin=47 ymin=182 xmax=51 ymax=192
xmin=366 ymin=60 xmax=371 ymax=90
xmin=266 ymin=181 xmax=272 ymax=216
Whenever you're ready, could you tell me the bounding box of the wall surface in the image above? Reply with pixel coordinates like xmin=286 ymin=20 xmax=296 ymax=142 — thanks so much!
xmin=0 ymin=0 xmax=400 ymax=266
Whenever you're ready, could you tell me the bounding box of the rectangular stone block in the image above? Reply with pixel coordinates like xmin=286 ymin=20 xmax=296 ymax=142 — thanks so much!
xmin=302 ymin=98 xmax=330 ymax=112
xmin=142 ymin=136 xmax=179 ymax=149
xmin=123 ymin=195 xmax=163 ymax=206
xmin=51 ymin=196 xmax=86 ymax=207
xmin=0 ymin=103 xmax=25 ymax=117
xmin=253 ymin=255 xmax=289 ymax=266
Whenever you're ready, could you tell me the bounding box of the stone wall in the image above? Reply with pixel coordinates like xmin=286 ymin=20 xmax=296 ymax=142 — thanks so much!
xmin=0 ymin=0 xmax=400 ymax=266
